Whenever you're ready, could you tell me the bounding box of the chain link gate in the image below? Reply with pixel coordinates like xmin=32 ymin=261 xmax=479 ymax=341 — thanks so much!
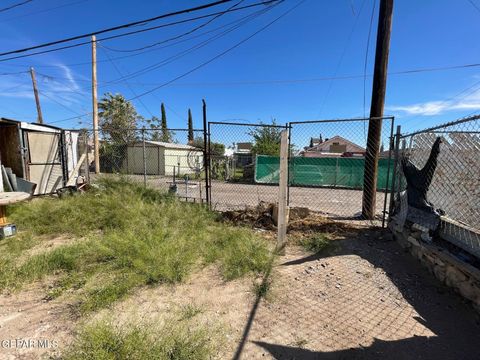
xmin=205 ymin=118 xmax=394 ymax=225
xmin=287 ymin=117 xmax=395 ymax=223
xmin=206 ymin=121 xmax=289 ymax=211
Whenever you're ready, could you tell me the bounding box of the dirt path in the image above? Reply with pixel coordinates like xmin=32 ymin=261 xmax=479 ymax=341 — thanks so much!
xmin=1 ymin=232 xmax=479 ymax=359
xmin=0 ymin=283 xmax=74 ymax=360
xmin=235 ymin=235 xmax=480 ymax=359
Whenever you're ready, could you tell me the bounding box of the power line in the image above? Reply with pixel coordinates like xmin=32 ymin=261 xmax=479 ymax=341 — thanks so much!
xmin=0 ymin=0 xmax=281 ymax=61
xmin=49 ymin=0 xmax=305 ymax=125
xmin=102 ymin=0 xmax=246 ymax=53
xmin=34 ymin=61 xmax=480 ymax=89
xmin=127 ymin=0 xmax=306 ymax=101
xmin=467 ymin=0 xmax=480 ymax=13
xmin=0 ymin=0 xmax=232 ymax=57
xmin=101 ymin=4 xmax=275 ymax=86
xmin=38 ymin=90 xmax=86 ymax=117
xmin=2 ymin=4 xmax=273 ymax=68
xmin=0 ymin=70 xmax=28 ymax=76
xmin=0 ymin=0 xmax=33 ymax=14
xmin=34 ymin=4 xmax=275 ymax=94
xmin=3 ymin=0 xmax=88 ymax=22
xmin=99 ymin=44 xmax=155 ymax=117
xmin=316 ymin=0 xmax=368 ymax=117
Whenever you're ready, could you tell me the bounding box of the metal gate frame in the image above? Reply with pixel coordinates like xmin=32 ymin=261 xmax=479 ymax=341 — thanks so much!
xmin=204 ymin=117 xmax=395 ymax=225
xmin=206 ymin=121 xmax=289 ymax=210
xmin=288 ymin=116 xmax=395 ymax=226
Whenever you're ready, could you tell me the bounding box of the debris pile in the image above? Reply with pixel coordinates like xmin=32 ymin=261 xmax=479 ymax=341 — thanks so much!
xmin=221 ymin=202 xmax=361 ymax=238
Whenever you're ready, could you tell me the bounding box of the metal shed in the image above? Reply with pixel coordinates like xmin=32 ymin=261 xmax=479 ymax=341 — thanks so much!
xmin=0 ymin=118 xmax=79 ymax=195
xmin=125 ymin=141 xmax=203 ymax=176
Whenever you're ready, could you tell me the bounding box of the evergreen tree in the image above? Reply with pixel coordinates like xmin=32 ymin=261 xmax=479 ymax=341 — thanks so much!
xmin=188 ymin=109 xmax=194 ymax=143
xmin=160 ymin=103 xmax=173 ymax=142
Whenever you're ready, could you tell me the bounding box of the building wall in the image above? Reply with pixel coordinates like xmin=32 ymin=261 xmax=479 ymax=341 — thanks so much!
xmin=26 ymin=131 xmax=64 ymax=194
xmin=164 ymin=148 xmax=202 ymax=176
xmin=126 ymin=145 xmax=165 ymax=175
xmin=125 ymin=146 xmax=203 ymax=176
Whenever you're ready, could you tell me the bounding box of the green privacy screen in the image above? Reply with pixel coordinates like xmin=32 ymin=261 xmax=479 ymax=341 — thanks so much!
xmin=254 ymin=155 xmax=393 ymax=190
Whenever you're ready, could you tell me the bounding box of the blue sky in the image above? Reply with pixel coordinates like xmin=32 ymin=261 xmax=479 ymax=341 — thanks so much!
xmin=1 ymin=0 xmax=480 ymax=137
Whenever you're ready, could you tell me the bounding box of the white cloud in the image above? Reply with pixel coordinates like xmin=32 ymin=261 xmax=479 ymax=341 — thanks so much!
xmin=388 ymin=90 xmax=480 ymax=116
xmin=0 ymin=63 xmax=88 ymax=107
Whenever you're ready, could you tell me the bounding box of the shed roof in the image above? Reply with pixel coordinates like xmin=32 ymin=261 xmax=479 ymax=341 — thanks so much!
xmin=0 ymin=117 xmax=65 ymax=133
xmin=144 ymin=140 xmax=198 ymax=150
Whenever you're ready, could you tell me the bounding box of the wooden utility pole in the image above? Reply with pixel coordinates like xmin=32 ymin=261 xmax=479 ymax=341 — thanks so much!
xmin=29 ymin=67 xmax=43 ymax=124
xmin=91 ymin=35 xmax=100 ymax=174
xmin=362 ymin=0 xmax=394 ymax=219
xmin=276 ymin=130 xmax=289 ymax=254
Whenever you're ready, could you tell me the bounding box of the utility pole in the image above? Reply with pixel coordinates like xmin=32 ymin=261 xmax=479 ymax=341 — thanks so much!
xmin=91 ymin=35 xmax=100 ymax=174
xmin=29 ymin=67 xmax=43 ymax=124
xmin=362 ymin=0 xmax=394 ymax=219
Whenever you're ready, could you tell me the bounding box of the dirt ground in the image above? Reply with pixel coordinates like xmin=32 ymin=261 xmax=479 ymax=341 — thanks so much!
xmin=116 ymin=174 xmax=390 ymax=218
xmin=1 ymin=228 xmax=479 ymax=359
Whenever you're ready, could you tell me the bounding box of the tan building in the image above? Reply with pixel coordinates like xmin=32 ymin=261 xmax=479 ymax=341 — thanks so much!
xmin=125 ymin=141 xmax=202 ymax=176
xmin=302 ymin=135 xmax=365 ymax=157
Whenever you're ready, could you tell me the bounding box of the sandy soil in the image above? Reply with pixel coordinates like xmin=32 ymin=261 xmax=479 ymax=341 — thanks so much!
xmin=0 ymin=281 xmax=74 ymax=360
xmin=1 ymin=229 xmax=480 ymax=359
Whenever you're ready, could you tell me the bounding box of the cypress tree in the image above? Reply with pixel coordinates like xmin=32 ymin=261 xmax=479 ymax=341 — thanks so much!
xmin=188 ymin=108 xmax=194 ymax=143
xmin=160 ymin=103 xmax=169 ymax=142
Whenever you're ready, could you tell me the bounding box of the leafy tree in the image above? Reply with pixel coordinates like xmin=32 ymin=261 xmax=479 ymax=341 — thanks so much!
xmin=191 ymin=137 xmax=225 ymax=156
xmin=249 ymin=119 xmax=283 ymax=156
xmin=188 ymin=109 xmax=194 ymax=143
xmin=144 ymin=116 xmax=162 ymax=141
xmin=160 ymin=103 xmax=174 ymax=142
xmin=98 ymin=93 xmax=142 ymax=143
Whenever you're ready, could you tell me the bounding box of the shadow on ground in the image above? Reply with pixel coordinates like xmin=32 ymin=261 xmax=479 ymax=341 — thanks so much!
xmin=233 ymin=227 xmax=480 ymax=360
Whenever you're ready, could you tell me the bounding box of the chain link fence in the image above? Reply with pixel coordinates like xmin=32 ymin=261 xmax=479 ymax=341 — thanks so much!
xmin=289 ymin=117 xmax=395 ymax=221
xmin=207 ymin=119 xmax=394 ymax=224
xmin=79 ymin=128 xmax=207 ymax=204
xmin=391 ymin=114 xmax=480 ymax=258
xmin=207 ymin=122 xmax=289 ymax=211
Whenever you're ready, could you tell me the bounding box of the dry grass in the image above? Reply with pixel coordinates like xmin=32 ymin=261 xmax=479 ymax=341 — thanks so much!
xmin=2 ymin=177 xmax=271 ymax=314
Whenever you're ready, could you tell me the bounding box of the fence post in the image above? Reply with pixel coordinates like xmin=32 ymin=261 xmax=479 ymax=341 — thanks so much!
xmin=202 ymin=99 xmax=210 ymax=207
xmin=381 ymin=120 xmax=396 ymax=227
xmin=84 ymin=133 xmax=90 ymax=184
xmin=287 ymin=123 xmax=292 ymax=206
xmin=388 ymin=125 xmax=401 ymax=219
xmin=142 ymin=128 xmax=147 ymax=188
xmin=276 ymin=130 xmax=289 ymax=254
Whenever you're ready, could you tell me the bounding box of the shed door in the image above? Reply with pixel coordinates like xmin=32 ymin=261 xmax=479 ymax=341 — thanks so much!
xmin=25 ymin=131 xmax=64 ymax=194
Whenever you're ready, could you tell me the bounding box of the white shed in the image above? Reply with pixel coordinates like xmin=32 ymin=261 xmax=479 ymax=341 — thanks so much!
xmin=125 ymin=141 xmax=203 ymax=176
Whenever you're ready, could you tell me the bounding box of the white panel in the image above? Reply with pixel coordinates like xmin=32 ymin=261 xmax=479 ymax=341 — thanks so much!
xmin=27 ymin=132 xmax=59 ymax=163
xmin=29 ymin=164 xmax=63 ymax=194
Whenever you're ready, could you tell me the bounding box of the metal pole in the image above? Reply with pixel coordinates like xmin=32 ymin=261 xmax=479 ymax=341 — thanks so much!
xmin=142 ymin=128 xmax=147 ymax=187
xmin=85 ymin=133 xmax=90 ymax=184
xmin=388 ymin=125 xmax=401 ymax=221
xmin=276 ymin=130 xmax=289 ymax=254
xmin=202 ymin=99 xmax=210 ymax=207
xmin=91 ymin=35 xmax=100 ymax=174
xmin=381 ymin=119 xmax=396 ymax=227
xmin=362 ymin=0 xmax=394 ymax=219
xmin=286 ymin=123 xmax=292 ymax=206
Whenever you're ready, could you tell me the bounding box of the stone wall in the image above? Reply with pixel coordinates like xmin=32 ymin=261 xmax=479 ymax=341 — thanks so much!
xmin=390 ymin=223 xmax=480 ymax=313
